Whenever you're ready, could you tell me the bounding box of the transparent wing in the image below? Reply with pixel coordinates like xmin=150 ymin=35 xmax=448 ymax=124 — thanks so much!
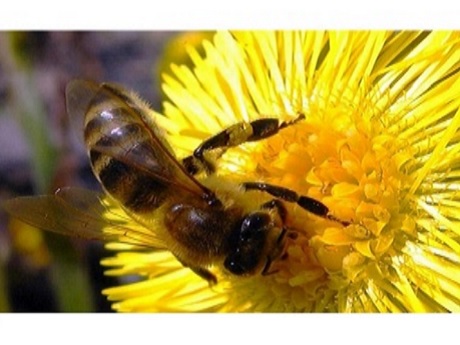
xmin=66 ymin=79 xmax=210 ymax=198
xmin=66 ymin=79 xmax=100 ymax=145
xmin=3 ymin=187 xmax=166 ymax=249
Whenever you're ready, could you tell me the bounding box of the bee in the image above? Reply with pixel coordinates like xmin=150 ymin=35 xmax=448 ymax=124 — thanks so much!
xmin=4 ymin=80 xmax=349 ymax=284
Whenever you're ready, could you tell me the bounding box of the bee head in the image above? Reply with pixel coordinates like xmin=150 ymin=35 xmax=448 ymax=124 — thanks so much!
xmin=224 ymin=211 xmax=285 ymax=276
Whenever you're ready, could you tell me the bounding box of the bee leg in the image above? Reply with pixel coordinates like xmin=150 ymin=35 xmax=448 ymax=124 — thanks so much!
xmin=260 ymin=200 xmax=297 ymax=276
xmin=243 ymin=182 xmax=350 ymax=226
xmin=261 ymin=199 xmax=298 ymax=240
xmin=189 ymin=265 xmax=218 ymax=286
xmin=174 ymin=256 xmax=217 ymax=285
xmin=182 ymin=113 xmax=305 ymax=175
xmin=260 ymin=228 xmax=293 ymax=277
xmin=261 ymin=256 xmax=278 ymax=276
xmin=261 ymin=199 xmax=288 ymax=222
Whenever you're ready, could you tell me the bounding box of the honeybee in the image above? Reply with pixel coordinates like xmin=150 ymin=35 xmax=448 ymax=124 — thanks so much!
xmin=4 ymin=80 xmax=349 ymax=284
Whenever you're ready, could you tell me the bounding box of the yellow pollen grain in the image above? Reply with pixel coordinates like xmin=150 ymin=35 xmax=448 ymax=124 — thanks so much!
xmin=316 ymin=245 xmax=351 ymax=271
xmin=364 ymin=183 xmax=380 ymax=202
xmin=332 ymin=182 xmax=361 ymax=198
xmin=289 ymin=269 xmax=325 ymax=287
xmin=319 ymin=227 xmax=355 ymax=245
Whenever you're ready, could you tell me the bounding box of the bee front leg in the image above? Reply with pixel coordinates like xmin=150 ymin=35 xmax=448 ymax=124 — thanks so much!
xmin=176 ymin=257 xmax=218 ymax=286
xmin=261 ymin=199 xmax=288 ymax=223
xmin=190 ymin=266 xmax=218 ymax=286
xmin=259 ymin=199 xmax=297 ymax=276
xmin=243 ymin=182 xmax=350 ymax=226
xmin=182 ymin=114 xmax=305 ymax=175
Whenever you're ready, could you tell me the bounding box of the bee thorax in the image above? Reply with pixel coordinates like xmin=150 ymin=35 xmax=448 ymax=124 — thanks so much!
xmin=164 ymin=203 xmax=237 ymax=265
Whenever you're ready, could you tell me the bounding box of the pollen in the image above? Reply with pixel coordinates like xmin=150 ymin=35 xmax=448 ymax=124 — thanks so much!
xmin=212 ymin=92 xmax=415 ymax=311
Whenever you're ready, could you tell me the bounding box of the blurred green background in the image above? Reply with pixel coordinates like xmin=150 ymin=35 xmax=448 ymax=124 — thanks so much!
xmin=0 ymin=31 xmax=213 ymax=312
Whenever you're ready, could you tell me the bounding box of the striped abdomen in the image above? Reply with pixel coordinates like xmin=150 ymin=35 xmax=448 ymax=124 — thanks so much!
xmin=83 ymin=84 xmax=170 ymax=213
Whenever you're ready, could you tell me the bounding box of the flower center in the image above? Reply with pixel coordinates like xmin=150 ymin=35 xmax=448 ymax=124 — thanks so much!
xmin=219 ymin=104 xmax=416 ymax=311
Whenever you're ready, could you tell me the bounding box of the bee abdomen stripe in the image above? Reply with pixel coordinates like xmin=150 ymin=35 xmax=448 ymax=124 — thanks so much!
xmin=96 ymin=156 xmax=168 ymax=213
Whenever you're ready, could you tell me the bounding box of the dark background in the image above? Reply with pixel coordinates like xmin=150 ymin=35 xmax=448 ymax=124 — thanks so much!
xmin=0 ymin=31 xmax=209 ymax=312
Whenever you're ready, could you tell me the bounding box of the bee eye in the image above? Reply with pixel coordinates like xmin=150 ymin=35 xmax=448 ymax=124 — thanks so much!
xmin=223 ymin=212 xmax=272 ymax=275
xmin=240 ymin=212 xmax=271 ymax=241
xmin=223 ymin=257 xmax=246 ymax=275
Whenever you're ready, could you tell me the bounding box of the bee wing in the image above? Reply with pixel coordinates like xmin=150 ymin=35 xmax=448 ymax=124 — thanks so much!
xmin=91 ymin=137 xmax=208 ymax=197
xmin=66 ymin=79 xmax=100 ymax=145
xmin=66 ymin=79 xmax=209 ymax=197
xmin=3 ymin=187 xmax=166 ymax=249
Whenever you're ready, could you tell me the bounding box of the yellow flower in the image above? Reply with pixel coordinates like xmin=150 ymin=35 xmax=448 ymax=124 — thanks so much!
xmin=101 ymin=31 xmax=460 ymax=312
